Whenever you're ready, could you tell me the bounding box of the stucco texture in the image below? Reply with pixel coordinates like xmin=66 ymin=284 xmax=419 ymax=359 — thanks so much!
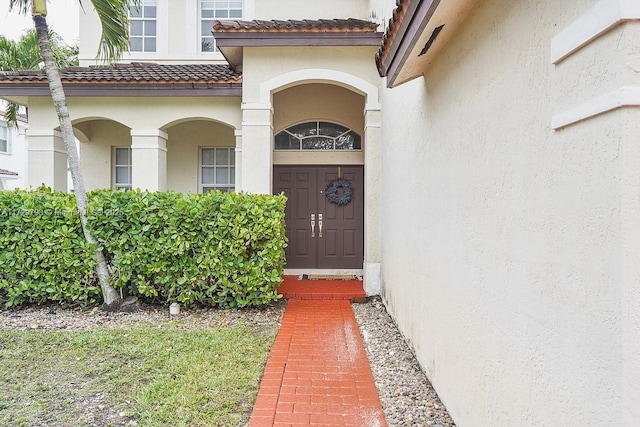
xmin=254 ymin=0 xmax=370 ymax=21
xmin=379 ymin=0 xmax=638 ymax=425
xmin=242 ymin=46 xmax=381 ymax=104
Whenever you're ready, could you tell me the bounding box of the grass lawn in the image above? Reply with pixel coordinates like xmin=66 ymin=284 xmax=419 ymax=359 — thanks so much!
xmin=0 ymin=322 xmax=277 ymax=426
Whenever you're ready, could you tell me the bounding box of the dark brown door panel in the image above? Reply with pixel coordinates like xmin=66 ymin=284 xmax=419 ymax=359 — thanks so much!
xmin=274 ymin=165 xmax=364 ymax=269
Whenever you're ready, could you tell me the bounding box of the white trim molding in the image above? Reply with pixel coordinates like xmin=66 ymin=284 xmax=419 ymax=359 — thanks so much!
xmin=552 ymin=86 xmax=640 ymax=129
xmin=241 ymin=122 xmax=273 ymax=127
xmin=130 ymin=129 xmax=169 ymax=139
xmin=551 ymin=0 xmax=640 ymax=64
xmin=26 ymin=130 xmax=63 ymax=138
xmin=27 ymin=148 xmax=67 ymax=154
xmin=26 ymin=129 xmax=66 ymax=154
xmin=241 ymin=102 xmax=272 ymax=111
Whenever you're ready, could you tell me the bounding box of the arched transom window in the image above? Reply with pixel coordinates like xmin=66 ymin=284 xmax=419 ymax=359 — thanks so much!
xmin=275 ymin=121 xmax=362 ymax=150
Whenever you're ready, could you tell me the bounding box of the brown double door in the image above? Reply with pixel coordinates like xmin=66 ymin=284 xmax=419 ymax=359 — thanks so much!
xmin=273 ymin=165 xmax=364 ymax=269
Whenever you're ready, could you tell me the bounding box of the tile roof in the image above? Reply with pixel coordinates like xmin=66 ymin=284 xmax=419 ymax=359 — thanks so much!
xmin=0 ymin=63 xmax=242 ymax=84
xmin=213 ymin=18 xmax=379 ymax=33
xmin=0 ymin=169 xmax=18 ymax=176
xmin=376 ymin=0 xmax=410 ymax=76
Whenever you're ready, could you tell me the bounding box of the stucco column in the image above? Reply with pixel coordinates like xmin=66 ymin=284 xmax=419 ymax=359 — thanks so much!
xmin=364 ymin=108 xmax=382 ymax=296
xmin=130 ymin=129 xmax=167 ymax=191
xmin=622 ymin=108 xmax=640 ymax=424
xmin=234 ymin=129 xmax=242 ymax=191
xmin=240 ymin=103 xmax=273 ymax=194
xmin=27 ymin=129 xmax=67 ymax=191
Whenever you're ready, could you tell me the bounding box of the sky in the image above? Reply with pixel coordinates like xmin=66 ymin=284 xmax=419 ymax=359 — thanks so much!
xmin=0 ymin=0 xmax=79 ymax=44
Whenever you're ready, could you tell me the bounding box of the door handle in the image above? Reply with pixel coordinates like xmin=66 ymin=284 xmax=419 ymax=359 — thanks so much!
xmin=318 ymin=213 xmax=323 ymax=238
xmin=311 ymin=213 xmax=316 ymax=238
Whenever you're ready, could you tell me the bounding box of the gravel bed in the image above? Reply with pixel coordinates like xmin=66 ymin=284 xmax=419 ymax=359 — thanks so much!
xmin=0 ymin=302 xmax=286 ymax=332
xmin=1 ymin=297 xmax=455 ymax=426
xmin=353 ymin=297 xmax=456 ymax=427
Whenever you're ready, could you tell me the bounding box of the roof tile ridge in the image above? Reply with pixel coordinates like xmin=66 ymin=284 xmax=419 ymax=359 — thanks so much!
xmin=376 ymin=0 xmax=410 ymax=75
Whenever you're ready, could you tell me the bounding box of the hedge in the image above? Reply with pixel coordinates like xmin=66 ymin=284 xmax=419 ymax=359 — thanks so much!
xmin=0 ymin=188 xmax=287 ymax=309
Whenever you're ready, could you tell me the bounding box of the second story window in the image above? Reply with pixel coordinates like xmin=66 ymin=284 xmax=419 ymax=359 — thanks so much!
xmin=200 ymin=1 xmax=243 ymax=52
xmin=129 ymin=0 xmax=157 ymax=52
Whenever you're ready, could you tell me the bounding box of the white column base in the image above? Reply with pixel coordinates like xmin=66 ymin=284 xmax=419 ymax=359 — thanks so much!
xmin=364 ymin=262 xmax=381 ymax=296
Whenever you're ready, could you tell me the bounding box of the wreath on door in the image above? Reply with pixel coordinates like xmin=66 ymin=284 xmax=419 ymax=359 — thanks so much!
xmin=326 ymin=179 xmax=353 ymax=205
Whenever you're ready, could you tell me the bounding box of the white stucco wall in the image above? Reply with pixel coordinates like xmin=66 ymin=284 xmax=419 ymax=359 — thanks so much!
xmin=26 ymin=96 xmax=241 ymax=133
xmin=242 ymin=46 xmax=380 ymax=104
xmin=379 ymin=0 xmax=639 ymax=425
xmin=254 ymin=0 xmax=370 ymax=20
xmin=273 ymin=83 xmax=365 ymax=133
xmin=78 ymin=0 xmax=255 ymax=65
xmin=78 ymin=0 xmax=371 ymax=66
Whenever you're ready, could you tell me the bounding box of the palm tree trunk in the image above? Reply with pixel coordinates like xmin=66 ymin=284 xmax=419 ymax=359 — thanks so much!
xmin=32 ymin=12 xmax=121 ymax=310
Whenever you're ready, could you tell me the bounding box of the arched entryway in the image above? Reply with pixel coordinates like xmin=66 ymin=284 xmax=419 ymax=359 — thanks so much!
xmin=162 ymin=118 xmax=238 ymax=194
xmin=271 ymin=83 xmax=366 ymax=271
xmin=241 ymin=68 xmax=382 ymax=292
xmin=72 ymin=118 xmax=132 ymax=191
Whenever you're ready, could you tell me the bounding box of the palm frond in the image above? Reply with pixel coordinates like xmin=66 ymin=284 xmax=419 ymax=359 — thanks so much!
xmin=3 ymin=102 xmax=20 ymax=128
xmin=90 ymin=0 xmax=142 ymax=62
xmin=0 ymin=29 xmax=78 ymax=71
xmin=8 ymin=0 xmax=29 ymax=14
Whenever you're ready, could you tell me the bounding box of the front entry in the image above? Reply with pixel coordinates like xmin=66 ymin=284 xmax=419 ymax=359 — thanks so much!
xmin=273 ymin=165 xmax=364 ymax=269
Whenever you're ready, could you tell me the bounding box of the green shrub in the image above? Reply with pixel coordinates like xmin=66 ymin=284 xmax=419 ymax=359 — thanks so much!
xmin=0 ymin=188 xmax=101 ymax=307
xmin=0 ymin=188 xmax=287 ymax=308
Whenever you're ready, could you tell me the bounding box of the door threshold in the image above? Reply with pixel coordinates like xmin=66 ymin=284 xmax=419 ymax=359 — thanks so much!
xmin=284 ymin=268 xmax=364 ymax=276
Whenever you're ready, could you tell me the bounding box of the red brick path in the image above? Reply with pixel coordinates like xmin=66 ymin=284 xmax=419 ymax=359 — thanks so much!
xmin=249 ymin=277 xmax=387 ymax=426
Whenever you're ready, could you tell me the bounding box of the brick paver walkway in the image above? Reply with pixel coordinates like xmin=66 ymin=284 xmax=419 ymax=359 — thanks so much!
xmin=249 ymin=277 xmax=387 ymax=426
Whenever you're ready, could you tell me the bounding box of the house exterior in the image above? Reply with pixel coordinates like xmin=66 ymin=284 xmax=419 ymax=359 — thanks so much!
xmin=1 ymin=0 xmax=639 ymax=425
xmin=375 ymin=0 xmax=640 ymax=425
xmin=0 ymin=107 xmax=27 ymax=190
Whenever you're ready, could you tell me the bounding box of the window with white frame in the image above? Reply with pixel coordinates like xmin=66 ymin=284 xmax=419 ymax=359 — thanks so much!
xmin=113 ymin=147 xmax=132 ymax=190
xmin=0 ymin=124 xmax=8 ymax=154
xmin=129 ymin=0 xmax=157 ymax=52
xmin=200 ymin=0 xmax=243 ymax=52
xmin=200 ymin=147 xmax=235 ymax=192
